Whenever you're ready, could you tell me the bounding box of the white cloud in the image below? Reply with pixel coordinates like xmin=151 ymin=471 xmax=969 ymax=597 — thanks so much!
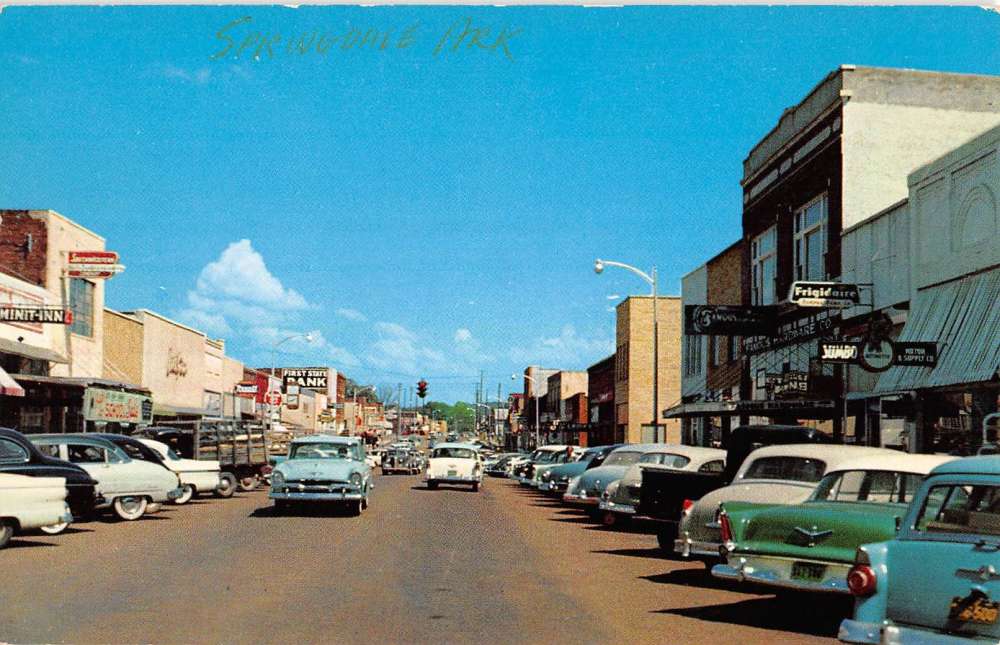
xmin=606 ymin=294 xmax=620 ymax=300
xmin=336 ymin=308 xmax=367 ymax=322
xmin=195 ymin=240 xmax=309 ymax=311
xmin=163 ymin=64 xmax=212 ymax=85
xmin=176 ymin=309 xmax=231 ymax=336
xmin=509 ymin=325 xmax=614 ymax=366
xmin=454 ymin=328 xmax=472 ymax=343
xmin=366 ymin=322 xmax=466 ymax=376
xmin=251 ymin=327 xmax=361 ymax=368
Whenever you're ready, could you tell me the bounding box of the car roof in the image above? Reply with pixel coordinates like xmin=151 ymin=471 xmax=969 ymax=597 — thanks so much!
xmin=433 ymin=442 xmax=480 ymax=450
xmin=930 ymin=455 xmax=1000 ymax=476
xmin=291 ymin=435 xmax=360 ymax=445
xmin=826 ymin=452 xmax=956 ymax=475
xmin=735 ymin=444 xmax=896 ymax=478
xmin=30 ymin=433 xmax=120 ymax=448
xmin=647 ymin=444 xmax=727 ymax=463
xmin=609 ymin=443 xmax=670 ymax=454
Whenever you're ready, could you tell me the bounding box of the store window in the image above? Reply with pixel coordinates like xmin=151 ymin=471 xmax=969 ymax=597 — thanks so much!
xmin=69 ymin=278 xmax=95 ymax=337
xmin=794 ymin=194 xmax=828 ymax=281
xmin=751 ymin=226 xmax=777 ymax=305
xmin=684 ymin=336 xmax=702 ymax=377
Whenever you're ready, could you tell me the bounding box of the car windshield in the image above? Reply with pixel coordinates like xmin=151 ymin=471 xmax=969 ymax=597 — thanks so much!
xmin=164 ymin=446 xmax=183 ymax=461
xmin=603 ymin=451 xmax=641 ymax=466
xmin=742 ymin=456 xmax=826 ymax=483
xmin=535 ymin=451 xmax=560 ymax=463
xmin=290 ymin=443 xmax=353 ymax=460
xmin=432 ymin=447 xmax=475 ymax=459
xmin=915 ymin=484 xmax=1000 ymax=537
xmin=811 ymin=470 xmax=924 ymax=504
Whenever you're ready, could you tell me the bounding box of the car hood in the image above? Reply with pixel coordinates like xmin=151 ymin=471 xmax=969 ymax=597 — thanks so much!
xmin=577 ymin=465 xmax=630 ymax=493
xmin=547 ymin=461 xmax=589 ymax=480
xmin=277 ymin=459 xmax=360 ymax=481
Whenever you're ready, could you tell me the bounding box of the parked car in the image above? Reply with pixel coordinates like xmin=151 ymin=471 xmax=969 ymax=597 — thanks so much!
xmin=563 ymin=444 xmax=668 ymax=515
xmin=0 ymin=427 xmax=98 ymax=533
xmin=712 ymin=452 xmax=954 ymax=593
xmin=425 ymin=443 xmax=483 ymax=491
xmin=840 ymin=455 xmax=1000 ymax=644
xmin=0 ymin=473 xmax=73 ymax=548
xmin=270 ymin=435 xmax=373 ymax=515
xmin=675 ymin=444 xmax=896 ymax=566
xmin=30 ymin=434 xmax=183 ymax=521
xmin=529 ymin=447 xmax=583 ymax=488
xmin=514 ymin=445 xmax=572 ymax=485
xmin=539 ymin=444 xmax=624 ymax=494
xmin=601 ymin=445 xmax=726 ymax=525
xmin=639 ymin=424 xmax=838 ymax=551
xmin=382 ymin=444 xmax=422 ymax=475
xmin=484 ymin=452 xmax=520 ymax=477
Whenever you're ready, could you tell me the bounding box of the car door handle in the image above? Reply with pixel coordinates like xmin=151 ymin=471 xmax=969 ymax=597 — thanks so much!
xmin=956 ymin=565 xmax=1000 ymax=582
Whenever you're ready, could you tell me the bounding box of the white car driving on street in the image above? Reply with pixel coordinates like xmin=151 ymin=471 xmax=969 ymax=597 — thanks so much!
xmin=0 ymin=473 xmax=73 ymax=548
xmin=425 ymin=443 xmax=483 ymax=491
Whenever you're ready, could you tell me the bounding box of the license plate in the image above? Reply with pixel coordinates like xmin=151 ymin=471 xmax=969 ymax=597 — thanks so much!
xmin=949 ymin=595 xmax=999 ymax=625
xmin=448 ymin=470 xmax=457 ymax=477
xmin=791 ymin=561 xmax=826 ymax=582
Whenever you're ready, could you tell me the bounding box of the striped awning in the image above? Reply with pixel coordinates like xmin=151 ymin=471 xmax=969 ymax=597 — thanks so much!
xmin=0 ymin=366 xmax=25 ymax=397
xmin=875 ymin=267 xmax=1000 ymax=393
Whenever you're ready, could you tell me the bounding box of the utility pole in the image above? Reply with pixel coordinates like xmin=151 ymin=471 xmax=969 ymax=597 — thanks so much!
xmin=396 ymin=383 xmax=402 ymax=441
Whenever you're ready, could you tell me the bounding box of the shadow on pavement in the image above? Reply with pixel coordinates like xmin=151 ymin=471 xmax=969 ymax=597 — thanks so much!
xmin=7 ymin=538 xmax=58 ymax=549
xmin=248 ymin=505 xmax=358 ymax=518
xmin=551 ymin=515 xmax=597 ymax=524
xmin=653 ymin=595 xmax=852 ymax=638
xmin=640 ymin=568 xmax=770 ymax=594
xmin=409 ymin=486 xmax=478 ymax=493
xmin=591 ymin=547 xmax=666 ymax=560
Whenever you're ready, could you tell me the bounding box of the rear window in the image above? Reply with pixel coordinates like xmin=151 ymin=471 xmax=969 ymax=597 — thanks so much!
xmin=742 ymin=456 xmax=825 ymax=483
xmin=915 ymin=484 xmax=1000 ymax=537
xmin=640 ymin=452 xmax=691 ymax=469
xmin=432 ymin=447 xmax=475 ymax=459
xmin=603 ymin=451 xmax=641 ymax=466
xmin=812 ymin=470 xmax=923 ymax=504
xmin=698 ymin=459 xmax=725 ymax=474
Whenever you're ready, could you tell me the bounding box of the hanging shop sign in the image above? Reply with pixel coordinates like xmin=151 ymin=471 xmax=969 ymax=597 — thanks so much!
xmin=789 ymin=282 xmax=861 ymax=308
xmin=818 ymin=340 xmax=861 ymax=364
xmin=859 ymin=338 xmax=895 ymax=372
xmin=0 ymin=305 xmax=73 ymax=324
xmin=66 ymin=251 xmax=125 ymax=279
xmin=284 ymin=383 xmax=300 ymax=410
xmin=684 ymin=305 xmax=776 ymax=336
xmin=772 ymin=371 xmax=810 ymax=398
xmin=893 ymin=342 xmax=938 ymax=367
xmin=235 ymin=382 xmax=258 ymax=397
xmin=282 ymin=368 xmax=329 ymax=391
xmin=745 ymin=313 xmax=840 ymax=355
xmin=83 ymin=388 xmax=153 ymax=424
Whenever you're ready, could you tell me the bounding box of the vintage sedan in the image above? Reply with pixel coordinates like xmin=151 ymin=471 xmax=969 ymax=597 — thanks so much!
xmin=840 ymin=455 xmax=1000 ymax=644
xmin=712 ymin=452 xmax=954 ymax=594
xmin=30 ymin=434 xmax=183 ymax=521
xmin=136 ymin=438 xmax=224 ymax=503
xmin=0 ymin=473 xmax=73 ymax=548
xmin=601 ymin=445 xmax=726 ymax=525
xmin=381 ymin=443 xmax=422 ymax=475
xmin=514 ymin=445 xmax=572 ymax=485
xmin=270 ymin=435 xmax=372 ymax=515
xmin=675 ymin=444 xmax=897 ymax=566
xmin=563 ymin=444 xmax=667 ymax=515
xmin=529 ymin=447 xmax=583 ymax=488
xmin=425 ymin=443 xmax=483 ymax=491
xmin=539 ymin=444 xmax=623 ymax=494
xmin=0 ymin=428 xmax=98 ymax=533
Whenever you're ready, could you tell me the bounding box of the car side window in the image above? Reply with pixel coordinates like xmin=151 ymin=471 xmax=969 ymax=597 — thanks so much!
xmin=698 ymin=460 xmax=725 ymax=474
xmin=119 ymin=443 xmax=146 ymax=460
xmin=0 ymin=438 xmax=29 ymax=464
xmin=67 ymin=444 xmax=107 ymax=464
xmin=34 ymin=443 xmax=60 ymax=458
xmin=914 ymin=484 xmax=1000 ymax=536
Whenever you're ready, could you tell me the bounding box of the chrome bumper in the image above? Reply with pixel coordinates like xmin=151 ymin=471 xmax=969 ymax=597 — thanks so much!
xmin=599 ymin=499 xmax=637 ymax=514
xmin=426 ymin=475 xmax=480 ymax=483
xmin=675 ymin=535 xmax=723 ymax=558
xmin=837 ymin=620 xmax=983 ymax=645
xmin=562 ymin=492 xmax=599 ymax=506
xmin=712 ymin=558 xmax=851 ymax=594
xmin=270 ymin=491 xmax=364 ymax=501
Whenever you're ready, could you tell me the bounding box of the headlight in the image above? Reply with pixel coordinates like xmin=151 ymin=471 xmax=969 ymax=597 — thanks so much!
xmin=272 ymin=471 xmax=285 ymax=486
xmin=559 ymin=474 xmax=569 ymax=482
xmin=567 ymin=475 xmax=581 ymax=492
xmin=350 ymin=472 xmax=363 ymax=487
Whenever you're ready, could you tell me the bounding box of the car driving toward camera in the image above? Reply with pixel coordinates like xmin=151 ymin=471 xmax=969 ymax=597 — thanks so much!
xmin=269 ymin=435 xmax=372 ymax=515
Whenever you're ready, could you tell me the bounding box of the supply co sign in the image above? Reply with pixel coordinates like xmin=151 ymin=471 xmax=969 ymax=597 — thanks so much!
xmin=789 ymin=282 xmax=861 ymax=308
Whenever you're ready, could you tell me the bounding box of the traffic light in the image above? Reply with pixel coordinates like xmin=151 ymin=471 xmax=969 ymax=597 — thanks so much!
xmin=417 ymin=379 xmax=428 ymax=399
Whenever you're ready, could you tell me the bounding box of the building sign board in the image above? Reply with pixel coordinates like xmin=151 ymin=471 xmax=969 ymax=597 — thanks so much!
xmin=859 ymin=339 xmax=895 ymax=372
xmin=893 ymin=342 xmax=938 ymax=367
xmin=284 ymin=383 xmax=300 ymax=410
xmin=684 ymin=305 xmax=776 ymax=336
xmin=745 ymin=313 xmax=840 ymax=355
xmin=789 ymin=282 xmax=861 ymax=308
xmin=235 ymin=381 xmax=258 ymax=397
xmin=67 ymin=251 xmax=124 ymax=279
xmin=282 ymin=368 xmax=329 ymax=391
xmin=772 ymin=371 xmax=810 ymax=398
xmin=736 ymin=399 xmax=836 ymax=413
xmin=0 ymin=305 xmax=73 ymax=324
xmin=68 ymin=251 xmax=118 ymax=265
xmin=83 ymin=388 xmax=153 ymax=424
xmin=818 ymin=340 xmax=861 ymax=364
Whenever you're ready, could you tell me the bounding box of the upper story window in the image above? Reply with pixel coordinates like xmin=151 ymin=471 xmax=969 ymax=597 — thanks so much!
xmin=751 ymin=226 xmax=777 ymax=305
xmin=794 ymin=194 xmax=828 ymax=281
xmin=615 ymin=343 xmax=629 ymax=382
xmin=683 ymin=335 xmax=702 ymax=377
xmin=69 ymin=278 xmax=95 ymax=337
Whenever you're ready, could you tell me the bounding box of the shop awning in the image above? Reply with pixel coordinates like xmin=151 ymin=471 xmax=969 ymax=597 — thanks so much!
xmin=875 ymin=268 xmax=1000 ymax=393
xmin=0 ymin=337 xmax=69 ymax=364
xmin=663 ymin=399 xmax=837 ymax=418
xmin=0 ymin=366 xmax=25 ymax=397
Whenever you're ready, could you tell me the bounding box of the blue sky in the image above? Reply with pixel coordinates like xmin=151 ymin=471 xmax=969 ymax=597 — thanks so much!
xmin=2 ymin=6 xmax=998 ymax=403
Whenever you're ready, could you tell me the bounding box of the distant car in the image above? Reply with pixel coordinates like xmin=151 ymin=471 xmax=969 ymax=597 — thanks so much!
xmin=29 ymin=434 xmax=183 ymax=521
xmin=514 ymin=445 xmax=572 ymax=485
xmin=530 ymin=447 xmax=583 ymax=488
xmin=0 ymin=428 xmax=98 ymax=533
xmin=675 ymin=444 xmax=898 ymax=567
xmin=840 ymin=455 xmax=1000 ymax=644
xmin=382 ymin=444 xmax=422 ymax=475
xmin=485 ymin=453 xmax=522 ymax=477
xmin=269 ymin=435 xmax=372 ymax=515
xmin=0 ymin=473 xmax=73 ymax=548
xmin=539 ymin=445 xmax=623 ymax=495
xmin=600 ymin=445 xmax=726 ymax=526
xmin=425 ymin=443 xmax=483 ymax=491
xmin=713 ymin=452 xmax=954 ymax=594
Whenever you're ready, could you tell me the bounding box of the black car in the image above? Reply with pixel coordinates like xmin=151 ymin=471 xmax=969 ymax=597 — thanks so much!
xmin=0 ymin=427 xmax=99 ymax=530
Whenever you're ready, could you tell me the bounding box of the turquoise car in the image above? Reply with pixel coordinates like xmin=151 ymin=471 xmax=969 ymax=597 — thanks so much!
xmin=269 ymin=435 xmax=373 ymax=515
xmin=840 ymin=455 xmax=1000 ymax=644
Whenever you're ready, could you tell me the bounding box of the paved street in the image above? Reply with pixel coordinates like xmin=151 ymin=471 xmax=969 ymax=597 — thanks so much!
xmin=1 ymin=475 xmax=849 ymax=644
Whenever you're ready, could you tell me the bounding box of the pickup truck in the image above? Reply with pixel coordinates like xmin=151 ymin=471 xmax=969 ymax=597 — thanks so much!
xmin=638 ymin=424 xmax=838 ymax=552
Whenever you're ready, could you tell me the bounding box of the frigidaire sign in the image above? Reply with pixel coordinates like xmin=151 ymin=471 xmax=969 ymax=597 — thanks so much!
xmin=684 ymin=305 xmax=775 ymax=336
xmin=789 ymin=282 xmax=861 ymax=308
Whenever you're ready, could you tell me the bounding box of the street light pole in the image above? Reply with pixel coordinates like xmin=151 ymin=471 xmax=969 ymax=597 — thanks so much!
xmin=268 ymin=332 xmax=314 ymax=434
xmin=595 ymin=259 xmax=660 ymax=443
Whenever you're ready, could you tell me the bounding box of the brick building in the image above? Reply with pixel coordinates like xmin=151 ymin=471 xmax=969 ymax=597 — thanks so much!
xmin=585 ymin=355 xmax=616 ymax=446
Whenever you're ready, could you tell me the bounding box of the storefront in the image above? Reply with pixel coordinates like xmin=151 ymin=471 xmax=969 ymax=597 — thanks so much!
xmin=1 ymin=375 xmax=152 ymax=434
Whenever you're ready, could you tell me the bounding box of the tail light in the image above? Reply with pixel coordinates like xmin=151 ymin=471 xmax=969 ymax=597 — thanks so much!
xmin=847 ymin=564 xmax=877 ymax=596
xmin=681 ymin=498 xmax=695 ymax=513
xmin=719 ymin=511 xmax=733 ymax=543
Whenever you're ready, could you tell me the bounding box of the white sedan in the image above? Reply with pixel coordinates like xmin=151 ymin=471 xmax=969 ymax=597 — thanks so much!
xmin=0 ymin=473 xmax=73 ymax=548
xmin=425 ymin=443 xmax=483 ymax=491
xmin=138 ymin=438 xmax=223 ymax=504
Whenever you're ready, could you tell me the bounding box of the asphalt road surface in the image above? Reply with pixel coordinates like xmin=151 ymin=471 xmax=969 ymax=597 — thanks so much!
xmin=0 ymin=475 xmax=850 ymax=644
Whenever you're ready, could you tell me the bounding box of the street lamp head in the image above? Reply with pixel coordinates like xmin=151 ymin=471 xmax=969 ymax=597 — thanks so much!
xmin=594 ymin=259 xmax=604 ymax=275
xmin=304 ymin=332 xmax=314 ymax=343
xmin=510 ymin=374 xmax=517 ymax=381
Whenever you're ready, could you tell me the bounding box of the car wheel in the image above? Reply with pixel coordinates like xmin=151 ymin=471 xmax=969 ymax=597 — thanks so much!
xmin=361 ymin=496 xmax=369 ymax=510
xmin=215 ymin=473 xmax=236 ymax=498
xmin=237 ymin=476 xmax=258 ymax=492
xmin=427 ymin=481 xmax=438 ymax=490
xmin=173 ymin=484 xmax=195 ymax=505
xmin=472 ymin=482 xmax=480 ymax=492
xmin=0 ymin=520 xmax=13 ymax=549
xmin=601 ymin=511 xmax=617 ymax=527
xmin=349 ymin=499 xmax=362 ymax=516
xmin=113 ymin=496 xmax=148 ymax=521
xmin=40 ymin=521 xmax=70 ymax=535
xmin=656 ymin=525 xmax=678 ymax=554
